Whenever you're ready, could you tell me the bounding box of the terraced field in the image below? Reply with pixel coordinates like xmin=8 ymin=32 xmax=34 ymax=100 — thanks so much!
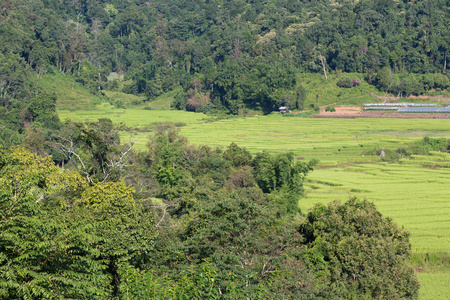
xmin=303 ymin=164 xmax=450 ymax=252
xmin=400 ymin=151 xmax=450 ymax=167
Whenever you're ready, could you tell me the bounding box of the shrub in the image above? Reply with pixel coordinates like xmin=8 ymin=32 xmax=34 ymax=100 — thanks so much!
xmin=433 ymin=73 xmax=450 ymax=89
xmin=337 ymin=77 xmax=352 ymax=88
xmin=351 ymin=77 xmax=361 ymax=86
xmin=337 ymin=77 xmax=361 ymax=88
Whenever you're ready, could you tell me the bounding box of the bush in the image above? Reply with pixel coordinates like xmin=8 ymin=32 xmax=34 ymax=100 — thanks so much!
xmin=433 ymin=73 xmax=450 ymax=89
xmin=351 ymin=77 xmax=361 ymax=86
xmin=337 ymin=77 xmax=361 ymax=88
xmin=396 ymin=77 xmax=422 ymax=96
xmin=410 ymin=137 xmax=450 ymax=154
xmin=337 ymin=77 xmax=352 ymax=88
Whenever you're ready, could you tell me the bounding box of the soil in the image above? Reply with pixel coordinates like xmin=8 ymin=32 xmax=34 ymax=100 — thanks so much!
xmin=315 ymin=106 xmax=450 ymax=119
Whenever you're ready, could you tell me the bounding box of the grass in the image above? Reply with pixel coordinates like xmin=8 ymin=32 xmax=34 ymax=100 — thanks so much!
xmin=298 ymin=72 xmax=380 ymax=108
xmin=145 ymin=86 xmax=183 ymax=110
xmin=412 ymin=252 xmax=450 ymax=300
xmin=179 ymin=115 xmax=450 ymax=165
xmin=103 ymin=90 xmax=146 ymax=108
xmin=59 ymin=103 xmax=210 ymax=150
xmin=417 ymin=272 xmax=450 ymax=300
xmin=302 ymin=164 xmax=450 ymax=252
xmin=59 ymin=102 xmax=209 ymax=128
xmin=398 ymin=152 xmax=450 ymax=168
xmin=38 ymin=72 xmax=100 ymax=110
xmin=103 ymin=85 xmax=181 ymax=110
xmin=40 ymin=71 xmax=179 ymax=112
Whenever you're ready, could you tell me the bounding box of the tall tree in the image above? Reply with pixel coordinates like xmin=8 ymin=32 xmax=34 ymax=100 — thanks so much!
xmin=300 ymin=198 xmax=420 ymax=299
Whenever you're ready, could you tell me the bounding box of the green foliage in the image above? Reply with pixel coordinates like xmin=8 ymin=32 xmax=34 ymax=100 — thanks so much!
xmin=0 ymin=52 xmax=32 ymax=108
xmin=300 ymin=198 xmax=420 ymax=299
xmin=364 ymin=137 xmax=450 ymax=162
xmin=2 ymin=1 xmax=450 ymax=297
xmin=0 ymin=147 xmax=106 ymax=298
xmin=3 ymin=0 xmax=450 ymax=115
xmin=181 ymin=193 xmax=320 ymax=299
xmin=0 ymin=129 xmax=434 ymax=299
xmin=26 ymin=92 xmax=60 ymax=130
xmin=251 ymin=152 xmax=316 ymax=214
xmin=223 ymin=142 xmax=252 ymax=167
xmin=0 ymin=54 xmax=62 ymax=148
xmin=120 ymin=261 xmax=239 ymax=299
xmin=53 ymin=118 xmax=133 ymax=183
xmin=0 ymin=147 xmax=158 ymax=298
xmin=325 ymin=106 xmax=336 ymax=112
xmin=411 ymin=137 xmax=450 ymax=155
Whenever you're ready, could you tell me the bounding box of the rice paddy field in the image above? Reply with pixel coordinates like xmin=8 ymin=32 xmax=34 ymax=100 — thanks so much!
xmin=59 ymin=106 xmax=450 ymax=299
xmin=303 ymin=164 xmax=449 ymax=251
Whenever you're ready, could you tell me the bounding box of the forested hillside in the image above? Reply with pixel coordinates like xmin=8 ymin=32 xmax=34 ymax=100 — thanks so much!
xmin=1 ymin=0 xmax=449 ymax=120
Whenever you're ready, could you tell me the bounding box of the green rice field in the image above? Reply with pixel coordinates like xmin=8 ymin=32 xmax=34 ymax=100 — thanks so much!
xmin=303 ymin=164 xmax=450 ymax=252
xmin=417 ymin=272 xmax=450 ymax=300
xmin=58 ymin=103 xmax=209 ymax=128
xmin=59 ymin=106 xmax=450 ymax=299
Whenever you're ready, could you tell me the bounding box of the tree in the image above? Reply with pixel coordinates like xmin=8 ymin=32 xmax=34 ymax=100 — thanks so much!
xmin=375 ymin=67 xmax=395 ymax=94
xmin=0 ymin=52 xmax=32 ymax=108
xmin=181 ymin=193 xmax=320 ymax=299
xmin=222 ymin=142 xmax=252 ymax=167
xmin=251 ymin=152 xmax=316 ymax=214
xmin=54 ymin=119 xmax=133 ymax=183
xmin=0 ymin=146 xmax=158 ymax=298
xmin=300 ymin=198 xmax=420 ymax=299
xmin=0 ymin=147 xmax=108 ymax=299
xmin=433 ymin=73 xmax=449 ymax=89
xmin=25 ymin=92 xmax=60 ymax=130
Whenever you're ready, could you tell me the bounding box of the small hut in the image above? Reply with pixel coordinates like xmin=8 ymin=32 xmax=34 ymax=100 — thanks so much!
xmin=279 ymin=106 xmax=292 ymax=114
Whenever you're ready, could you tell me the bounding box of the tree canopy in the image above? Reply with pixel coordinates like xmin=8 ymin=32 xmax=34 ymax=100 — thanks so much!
xmin=1 ymin=0 xmax=449 ymax=118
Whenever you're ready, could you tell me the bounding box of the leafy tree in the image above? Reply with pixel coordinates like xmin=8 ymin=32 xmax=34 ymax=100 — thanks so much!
xmin=375 ymin=67 xmax=395 ymax=92
xmin=251 ymin=151 xmax=316 ymax=213
xmin=396 ymin=76 xmax=422 ymax=96
xmin=25 ymin=92 xmax=60 ymax=130
xmin=300 ymin=198 xmax=420 ymax=299
xmin=181 ymin=193 xmax=320 ymax=299
xmin=0 ymin=146 xmax=158 ymax=298
xmin=222 ymin=142 xmax=252 ymax=167
xmin=54 ymin=119 xmax=133 ymax=183
xmin=433 ymin=73 xmax=450 ymax=89
xmin=0 ymin=147 xmax=108 ymax=298
xmin=0 ymin=52 xmax=32 ymax=108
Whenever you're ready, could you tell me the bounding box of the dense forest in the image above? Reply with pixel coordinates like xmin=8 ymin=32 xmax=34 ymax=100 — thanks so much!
xmin=1 ymin=0 xmax=449 ymax=298
xmin=1 ymin=0 xmax=450 ymax=119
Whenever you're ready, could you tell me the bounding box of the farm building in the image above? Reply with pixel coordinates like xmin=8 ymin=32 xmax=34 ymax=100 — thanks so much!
xmin=279 ymin=106 xmax=292 ymax=114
